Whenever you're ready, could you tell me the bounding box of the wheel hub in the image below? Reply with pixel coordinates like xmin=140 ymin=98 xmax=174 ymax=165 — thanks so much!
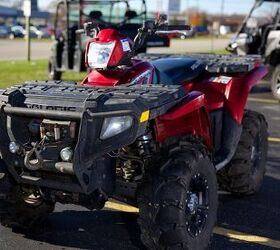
xmin=185 ymin=173 xmax=209 ymax=238
xmin=187 ymin=193 xmax=199 ymax=214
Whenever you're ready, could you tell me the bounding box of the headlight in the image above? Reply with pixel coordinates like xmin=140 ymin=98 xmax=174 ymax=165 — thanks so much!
xmin=100 ymin=116 xmax=133 ymax=140
xmin=87 ymin=41 xmax=115 ymax=69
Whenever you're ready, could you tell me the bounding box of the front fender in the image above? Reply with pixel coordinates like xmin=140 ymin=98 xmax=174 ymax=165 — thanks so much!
xmin=155 ymin=91 xmax=212 ymax=150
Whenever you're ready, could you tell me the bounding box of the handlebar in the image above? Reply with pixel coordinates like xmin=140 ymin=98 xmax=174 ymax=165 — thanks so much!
xmin=81 ymin=15 xmax=192 ymax=56
xmin=155 ymin=25 xmax=191 ymax=36
xmin=157 ymin=25 xmax=191 ymax=31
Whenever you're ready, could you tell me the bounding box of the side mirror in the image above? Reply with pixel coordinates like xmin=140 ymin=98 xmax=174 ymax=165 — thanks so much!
xmin=84 ymin=22 xmax=100 ymax=38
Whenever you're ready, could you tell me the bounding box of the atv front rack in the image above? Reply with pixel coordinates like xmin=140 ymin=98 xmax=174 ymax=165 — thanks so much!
xmin=0 ymin=81 xmax=187 ymax=194
xmin=136 ymin=53 xmax=262 ymax=74
xmin=0 ymin=81 xmax=186 ymax=120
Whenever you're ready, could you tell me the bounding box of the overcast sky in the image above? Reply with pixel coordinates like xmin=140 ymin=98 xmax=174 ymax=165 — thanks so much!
xmin=38 ymin=0 xmax=256 ymax=15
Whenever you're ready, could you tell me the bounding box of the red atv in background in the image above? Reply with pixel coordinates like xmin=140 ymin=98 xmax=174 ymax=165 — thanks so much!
xmin=0 ymin=16 xmax=268 ymax=249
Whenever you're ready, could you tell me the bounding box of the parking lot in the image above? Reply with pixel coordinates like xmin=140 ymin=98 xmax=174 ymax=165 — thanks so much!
xmin=0 ymin=82 xmax=279 ymax=250
xmin=0 ymin=38 xmax=229 ymax=61
xmin=0 ymin=23 xmax=279 ymax=250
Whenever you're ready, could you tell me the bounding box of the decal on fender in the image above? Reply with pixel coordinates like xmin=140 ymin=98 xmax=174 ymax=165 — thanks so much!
xmin=121 ymin=39 xmax=131 ymax=52
xmin=209 ymin=76 xmax=232 ymax=84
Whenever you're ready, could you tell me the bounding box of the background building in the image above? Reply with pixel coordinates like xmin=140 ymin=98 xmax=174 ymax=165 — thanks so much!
xmin=0 ymin=0 xmax=49 ymax=25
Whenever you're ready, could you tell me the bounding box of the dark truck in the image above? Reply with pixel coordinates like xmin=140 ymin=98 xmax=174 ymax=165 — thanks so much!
xmin=48 ymin=0 xmax=170 ymax=80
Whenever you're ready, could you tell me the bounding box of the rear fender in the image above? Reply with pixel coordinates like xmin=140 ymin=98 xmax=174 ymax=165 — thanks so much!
xmin=226 ymin=65 xmax=267 ymax=123
xmin=155 ymin=91 xmax=212 ymax=149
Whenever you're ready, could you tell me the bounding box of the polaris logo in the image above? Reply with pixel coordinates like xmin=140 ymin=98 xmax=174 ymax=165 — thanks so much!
xmin=26 ymin=104 xmax=77 ymax=112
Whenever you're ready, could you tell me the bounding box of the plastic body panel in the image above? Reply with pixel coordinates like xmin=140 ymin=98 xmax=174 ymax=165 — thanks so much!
xmin=190 ymin=65 xmax=267 ymax=124
xmin=0 ymin=82 xmax=186 ymax=194
xmin=82 ymin=53 xmax=267 ymax=152
xmin=155 ymin=91 xmax=212 ymax=149
xmin=82 ymin=59 xmax=154 ymax=86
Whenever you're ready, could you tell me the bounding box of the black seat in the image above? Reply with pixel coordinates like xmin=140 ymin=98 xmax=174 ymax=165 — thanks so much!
xmin=151 ymin=57 xmax=205 ymax=85
xmin=125 ymin=10 xmax=138 ymax=20
xmin=89 ymin=11 xmax=103 ymax=21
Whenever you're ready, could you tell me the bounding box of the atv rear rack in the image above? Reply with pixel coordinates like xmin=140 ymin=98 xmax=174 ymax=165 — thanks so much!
xmin=136 ymin=53 xmax=262 ymax=74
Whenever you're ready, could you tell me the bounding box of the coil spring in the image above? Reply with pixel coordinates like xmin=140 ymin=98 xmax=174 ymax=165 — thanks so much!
xmin=137 ymin=133 xmax=153 ymax=157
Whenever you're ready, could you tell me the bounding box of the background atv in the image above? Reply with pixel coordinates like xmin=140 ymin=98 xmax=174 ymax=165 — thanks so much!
xmin=48 ymin=0 xmax=170 ymax=81
xmin=228 ymin=0 xmax=280 ymax=100
xmin=0 ymin=17 xmax=268 ymax=250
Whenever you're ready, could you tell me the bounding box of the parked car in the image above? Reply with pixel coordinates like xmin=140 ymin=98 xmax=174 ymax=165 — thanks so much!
xmin=0 ymin=25 xmax=8 ymax=38
xmin=38 ymin=26 xmax=51 ymax=38
xmin=179 ymin=28 xmax=196 ymax=39
xmin=29 ymin=26 xmax=42 ymax=39
xmin=9 ymin=25 xmax=25 ymax=39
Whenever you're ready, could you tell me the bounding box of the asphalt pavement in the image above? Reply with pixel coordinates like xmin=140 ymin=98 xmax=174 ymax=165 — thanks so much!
xmin=0 ymin=83 xmax=279 ymax=250
xmin=0 ymin=37 xmax=279 ymax=249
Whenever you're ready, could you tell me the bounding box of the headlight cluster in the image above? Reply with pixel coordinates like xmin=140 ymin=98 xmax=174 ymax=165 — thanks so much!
xmin=100 ymin=116 xmax=133 ymax=140
xmin=87 ymin=41 xmax=115 ymax=69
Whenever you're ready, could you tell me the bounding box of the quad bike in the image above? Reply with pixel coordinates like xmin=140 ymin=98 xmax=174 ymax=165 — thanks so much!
xmin=227 ymin=0 xmax=280 ymax=100
xmin=0 ymin=16 xmax=268 ymax=250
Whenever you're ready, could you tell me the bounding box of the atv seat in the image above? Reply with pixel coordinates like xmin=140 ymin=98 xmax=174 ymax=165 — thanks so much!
xmin=151 ymin=58 xmax=205 ymax=85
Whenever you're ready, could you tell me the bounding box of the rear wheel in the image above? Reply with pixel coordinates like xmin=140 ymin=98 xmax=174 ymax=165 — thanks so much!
xmin=138 ymin=138 xmax=218 ymax=250
xmin=218 ymin=110 xmax=268 ymax=195
xmin=271 ymin=65 xmax=280 ymax=101
xmin=0 ymin=160 xmax=55 ymax=229
xmin=48 ymin=59 xmax=62 ymax=81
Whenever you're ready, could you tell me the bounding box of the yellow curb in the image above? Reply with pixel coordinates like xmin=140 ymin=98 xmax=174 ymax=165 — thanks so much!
xmin=268 ymin=137 xmax=280 ymax=143
xmin=248 ymin=97 xmax=279 ymax=104
xmin=214 ymin=227 xmax=280 ymax=249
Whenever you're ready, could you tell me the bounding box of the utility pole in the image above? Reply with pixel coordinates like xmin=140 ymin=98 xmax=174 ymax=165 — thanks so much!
xmin=23 ymin=0 xmax=31 ymax=62
xmin=221 ymin=0 xmax=225 ymax=25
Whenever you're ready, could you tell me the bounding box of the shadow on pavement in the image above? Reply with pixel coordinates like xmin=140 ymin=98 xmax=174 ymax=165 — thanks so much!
xmin=10 ymin=154 xmax=280 ymax=250
xmin=218 ymin=174 xmax=280 ymax=241
xmin=251 ymin=84 xmax=271 ymax=94
xmin=14 ymin=210 xmax=145 ymax=250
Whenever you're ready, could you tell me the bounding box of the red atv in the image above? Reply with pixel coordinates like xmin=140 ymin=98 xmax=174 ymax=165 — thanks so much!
xmin=0 ymin=16 xmax=268 ymax=249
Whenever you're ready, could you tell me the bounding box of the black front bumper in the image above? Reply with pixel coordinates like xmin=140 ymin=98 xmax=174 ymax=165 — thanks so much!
xmin=0 ymin=81 xmax=186 ymax=194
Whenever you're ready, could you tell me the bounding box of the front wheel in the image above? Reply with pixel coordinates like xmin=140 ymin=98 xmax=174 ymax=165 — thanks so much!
xmin=138 ymin=138 xmax=218 ymax=250
xmin=0 ymin=160 xmax=55 ymax=229
xmin=271 ymin=65 xmax=280 ymax=101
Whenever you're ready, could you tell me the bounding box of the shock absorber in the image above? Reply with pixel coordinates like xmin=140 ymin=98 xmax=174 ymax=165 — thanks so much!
xmin=137 ymin=132 xmax=153 ymax=158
